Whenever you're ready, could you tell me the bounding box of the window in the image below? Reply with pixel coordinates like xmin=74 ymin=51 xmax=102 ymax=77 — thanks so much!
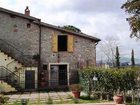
xmin=43 ymin=64 xmax=47 ymax=70
xmin=58 ymin=35 xmax=67 ymax=51
xmin=52 ymin=33 xmax=74 ymax=52
xmin=27 ymin=23 xmax=31 ymax=28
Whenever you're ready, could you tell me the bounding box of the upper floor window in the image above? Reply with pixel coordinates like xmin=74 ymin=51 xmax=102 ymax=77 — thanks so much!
xmin=52 ymin=33 xmax=74 ymax=53
xmin=58 ymin=35 xmax=67 ymax=51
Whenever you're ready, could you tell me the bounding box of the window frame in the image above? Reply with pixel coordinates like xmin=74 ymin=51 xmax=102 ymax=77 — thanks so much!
xmin=57 ymin=35 xmax=68 ymax=52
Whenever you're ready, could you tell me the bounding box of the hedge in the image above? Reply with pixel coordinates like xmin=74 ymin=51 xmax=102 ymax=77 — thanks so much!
xmin=79 ymin=67 xmax=139 ymax=99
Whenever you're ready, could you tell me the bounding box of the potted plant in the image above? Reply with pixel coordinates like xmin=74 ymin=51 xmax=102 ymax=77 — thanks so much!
xmin=113 ymin=89 xmax=123 ymax=104
xmin=112 ymin=70 xmax=124 ymax=104
xmin=69 ymin=84 xmax=83 ymax=98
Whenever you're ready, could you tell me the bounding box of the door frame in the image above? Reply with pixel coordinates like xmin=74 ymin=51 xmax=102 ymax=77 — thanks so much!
xmin=48 ymin=63 xmax=69 ymax=87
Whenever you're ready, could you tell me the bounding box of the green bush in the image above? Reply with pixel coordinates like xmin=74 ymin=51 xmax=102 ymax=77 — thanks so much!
xmin=73 ymin=98 xmax=79 ymax=103
xmin=46 ymin=96 xmax=53 ymax=104
xmin=69 ymin=84 xmax=83 ymax=92
xmin=0 ymin=95 xmax=9 ymax=104
xmin=79 ymin=67 xmax=139 ymax=98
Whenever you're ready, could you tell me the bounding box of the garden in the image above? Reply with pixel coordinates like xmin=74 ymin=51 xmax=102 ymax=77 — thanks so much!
xmin=72 ymin=67 xmax=140 ymax=105
xmin=0 ymin=67 xmax=140 ymax=105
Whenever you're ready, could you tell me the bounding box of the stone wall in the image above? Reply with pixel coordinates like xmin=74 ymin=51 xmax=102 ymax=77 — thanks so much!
xmin=41 ymin=28 xmax=96 ymax=84
xmin=0 ymin=11 xmax=97 ymax=85
xmin=0 ymin=12 xmax=39 ymax=61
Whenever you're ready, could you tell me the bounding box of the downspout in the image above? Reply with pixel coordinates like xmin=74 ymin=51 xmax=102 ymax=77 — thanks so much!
xmin=94 ymin=41 xmax=100 ymax=66
xmin=38 ymin=19 xmax=42 ymax=90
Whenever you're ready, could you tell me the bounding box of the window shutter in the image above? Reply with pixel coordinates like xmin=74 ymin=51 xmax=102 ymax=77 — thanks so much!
xmin=52 ymin=32 xmax=58 ymax=52
xmin=68 ymin=35 xmax=74 ymax=52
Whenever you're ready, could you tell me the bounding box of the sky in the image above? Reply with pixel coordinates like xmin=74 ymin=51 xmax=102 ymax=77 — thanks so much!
xmin=0 ymin=0 xmax=140 ymax=61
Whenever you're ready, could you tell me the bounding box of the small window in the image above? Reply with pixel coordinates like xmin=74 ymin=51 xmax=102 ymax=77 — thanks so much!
xmin=58 ymin=35 xmax=67 ymax=51
xmin=10 ymin=14 xmax=16 ymax=18
xmin=27 ymin=23 xmax=31 ymax=28
xmin=43 ymin=64 xmax=47 ymax=70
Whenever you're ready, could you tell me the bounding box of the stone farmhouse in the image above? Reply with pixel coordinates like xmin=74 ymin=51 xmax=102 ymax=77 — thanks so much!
xmin=0 ymin=7 xmax=100 ymax=91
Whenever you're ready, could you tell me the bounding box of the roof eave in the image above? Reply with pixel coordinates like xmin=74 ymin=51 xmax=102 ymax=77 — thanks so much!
xmin=0 ymin=7 xmax=39 ymax=21
xmin=41 ymin=22 xmax=101 ymax=42
xmin=0 ymin=7 xmax=101 ymax=42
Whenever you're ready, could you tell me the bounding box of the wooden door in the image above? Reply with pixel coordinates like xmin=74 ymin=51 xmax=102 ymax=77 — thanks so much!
xmin=25 ymin=70 xmax=35 ymax=89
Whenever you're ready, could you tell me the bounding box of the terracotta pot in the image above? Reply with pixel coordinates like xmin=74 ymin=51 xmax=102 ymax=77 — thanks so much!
xmin=72 ymin=91 xmax=80 ymax=98
xmin=113 ymin=95 xmax=123 ymax=104
xmin=41 ymin=82 xmax=46 ymax=87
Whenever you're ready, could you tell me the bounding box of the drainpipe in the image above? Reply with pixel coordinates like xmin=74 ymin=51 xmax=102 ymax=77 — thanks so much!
xmin=94 ymin=41 xmax=100 ymax=66
xmin=38 ymin=19 xmax=41 ymax=90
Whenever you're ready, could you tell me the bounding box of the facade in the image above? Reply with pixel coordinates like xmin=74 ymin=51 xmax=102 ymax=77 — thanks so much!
xmin=0 ymin=7 xmax=100 ymax=91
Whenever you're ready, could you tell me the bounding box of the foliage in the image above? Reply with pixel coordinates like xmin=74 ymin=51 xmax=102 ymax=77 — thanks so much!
xmin=98 ymin=36 xmax=119 ymax=67
xmin=21 ymin=98 xmax=29 ymax=105
xmin=32 ymin=54 xmax=39 ymax=61
xmin=61 ymin=25 xmax=81 ymax=33
xmin=79 ymin=67 xmax=139 ymax=98
xmin=46 ymin=96 xmax=53 ymax=104
xmin=72 ymin=98 xmax=79 ymax=103
xmin=0 ymin=95 xmax=9 ymax=104
xmin=69 ymin=84 xmax=83 ymax=92
xmin=115 ymin=46 xmax=120 ymax=68
xmin=131 ymin=49 xmax=135 ymax=67
xmin=121 ymin=0 xmax=140 ymax=38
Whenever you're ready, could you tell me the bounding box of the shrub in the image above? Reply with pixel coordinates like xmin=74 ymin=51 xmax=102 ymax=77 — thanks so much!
xmin=0 ymin=95 xmax=9 ymax=104
xmin=79 ymin=67 xmax=139 ymax=99
xmin=46 ymin=96 xmax=53 ymax=104
xmin=69 ymin=84 xmax=83 ymax=92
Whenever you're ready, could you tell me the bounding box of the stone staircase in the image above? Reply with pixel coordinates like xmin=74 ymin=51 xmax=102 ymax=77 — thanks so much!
xmin=0 ymin=80 xmax=16 ymax=92
xmin=0 ymin=39 xmax=37 ymax=67
xmin=0 ymin=66 xmax=21 ymax=91
xmin=0 ymin=39 xmax=37 ymax=91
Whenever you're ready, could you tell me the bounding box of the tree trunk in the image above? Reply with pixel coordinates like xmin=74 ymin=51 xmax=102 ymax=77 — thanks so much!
xmin=132 ymin=89 xmax=134 ymax=104
xmin=100 ymin=90 xmax=103 ymax=100
xmin=123 ymin=90 xmax=126 ymax=104
xmin=88 ymin=78 xmax=92 ymax=98
xmin=107 ymin=94 xmax=109 ymax=101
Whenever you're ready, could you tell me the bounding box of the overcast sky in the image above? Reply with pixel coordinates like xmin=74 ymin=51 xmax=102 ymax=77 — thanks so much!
xmin=0 ymin=0 xmax=140 ymax=61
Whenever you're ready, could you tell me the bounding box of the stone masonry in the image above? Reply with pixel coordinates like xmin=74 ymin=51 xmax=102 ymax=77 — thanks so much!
xmin=0 ymin=7 xmax=100 ymax=89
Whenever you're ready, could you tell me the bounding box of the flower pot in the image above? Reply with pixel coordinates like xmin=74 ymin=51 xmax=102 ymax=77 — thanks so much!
xmin=41 ymin=82 xmax=46 ymax=87
xmin=113 ymin=95 xmax=123 ymax=104
xmin=72 ymin=91 xmax=80 ymax=98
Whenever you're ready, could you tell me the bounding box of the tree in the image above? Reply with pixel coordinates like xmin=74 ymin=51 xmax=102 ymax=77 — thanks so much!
xmin=115 ymin=46 xmax=120 ymax=68
xmin=131 ymin=49 xmax=135 ymax=67
xmin=98 ymin=36 xmax=119 ymax=67
xmin=121 ymin=0 xmax=140 ymax=38
xmin=61 ymin=25 xmax=82 ymax=33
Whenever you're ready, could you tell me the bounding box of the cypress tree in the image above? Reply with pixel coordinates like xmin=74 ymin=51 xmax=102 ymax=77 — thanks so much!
xmin=131 ymin=49 xmax=135 ymax=67
xmin=115 ymin=46 xmax=120 ymax=68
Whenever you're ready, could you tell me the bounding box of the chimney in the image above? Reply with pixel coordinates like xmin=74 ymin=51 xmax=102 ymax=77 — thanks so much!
xmin=25 ymin=6 xmax=30 ymax=16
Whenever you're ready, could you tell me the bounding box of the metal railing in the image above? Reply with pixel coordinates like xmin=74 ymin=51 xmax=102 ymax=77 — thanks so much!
xmin=0 ymin=39 xmax=37 ymax=66
xmin=0 ymin=66 xmax=21 ymax=90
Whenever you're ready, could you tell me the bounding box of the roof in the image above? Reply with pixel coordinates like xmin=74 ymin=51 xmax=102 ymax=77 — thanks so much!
xmin=0 ymin=7 xmax=101 ymax=42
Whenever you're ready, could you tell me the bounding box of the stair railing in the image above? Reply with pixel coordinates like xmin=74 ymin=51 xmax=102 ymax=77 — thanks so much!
xmin=0 ymin=39 xmax=37 ymax=66
xmin=0 ymin=66 xmax=20 ymax=89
